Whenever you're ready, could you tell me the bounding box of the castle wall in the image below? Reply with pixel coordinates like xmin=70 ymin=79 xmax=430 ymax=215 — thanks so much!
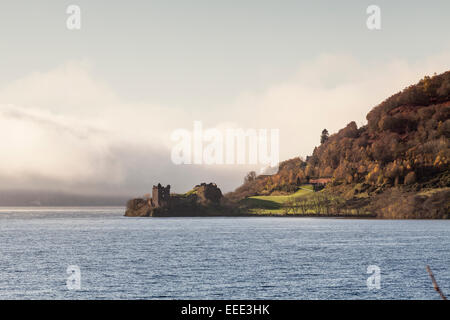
xmin=152 ymin=183 xmax=171 ymax=207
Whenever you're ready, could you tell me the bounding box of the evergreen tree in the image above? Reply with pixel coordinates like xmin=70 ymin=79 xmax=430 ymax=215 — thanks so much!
xmin=320 ymin=129 xmax=329 ymax=144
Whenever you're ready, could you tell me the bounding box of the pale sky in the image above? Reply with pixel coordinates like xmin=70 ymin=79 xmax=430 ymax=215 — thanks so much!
xmin=0 ymin=0 xmax=449 ymax=196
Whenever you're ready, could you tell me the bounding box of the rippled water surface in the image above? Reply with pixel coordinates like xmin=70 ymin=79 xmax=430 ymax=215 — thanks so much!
xmin=0 ymin=207 xmax=449 ymax=299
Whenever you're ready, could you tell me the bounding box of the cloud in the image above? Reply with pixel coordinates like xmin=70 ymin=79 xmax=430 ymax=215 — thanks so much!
xmin=0 ymin=61 xmax=250 ymax=194
xmin=227 ymin=52 xmax=450 ymax=160
xmin=0 ymin=53 xmax=449 ymax=194
xmin=0 ymin=103 xmax=122 ymax=188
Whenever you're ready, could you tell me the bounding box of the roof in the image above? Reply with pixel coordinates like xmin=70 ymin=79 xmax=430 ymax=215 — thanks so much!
xmin=309 ymin=178 xmax=332 ymax=184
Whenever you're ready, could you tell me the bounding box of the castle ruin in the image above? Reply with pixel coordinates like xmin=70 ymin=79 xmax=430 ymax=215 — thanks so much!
xmin=151 ymin=183 xmax=170 ymax=207
xmin=125 ymin=182 xmax=224 ymax=217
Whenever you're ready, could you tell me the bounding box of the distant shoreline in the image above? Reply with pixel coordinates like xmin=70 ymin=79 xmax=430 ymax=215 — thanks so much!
xmin=2 ymin=206 xmax=375 ymax=218
xmin=2 ymin=207 xmax=447 ymax=219
xmin=0 ymin=205 xmax=126 ymax=208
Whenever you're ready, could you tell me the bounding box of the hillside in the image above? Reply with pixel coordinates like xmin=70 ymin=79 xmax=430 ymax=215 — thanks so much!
xmin=227 ymin=71 xmax=450 ymax=218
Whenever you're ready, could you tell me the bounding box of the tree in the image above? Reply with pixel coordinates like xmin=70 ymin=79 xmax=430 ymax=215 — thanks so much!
xmin=404 ymin=171 xmax=417 ymax=185
xmin=244 ymin=171 xmax=257 ymax=184
xmin=437 ymin=78 xmax=450 ymax=97
xmin=320 ymin=129 xmax=329 ymax=144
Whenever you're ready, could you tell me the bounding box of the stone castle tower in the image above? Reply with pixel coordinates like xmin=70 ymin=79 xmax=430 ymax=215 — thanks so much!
xmin=152 ymin=183 xmax=170 ymax=207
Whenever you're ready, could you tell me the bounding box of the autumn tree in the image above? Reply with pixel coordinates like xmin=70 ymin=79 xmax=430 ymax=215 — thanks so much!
xmin=404 ymin=172 xmax=417 ymax=185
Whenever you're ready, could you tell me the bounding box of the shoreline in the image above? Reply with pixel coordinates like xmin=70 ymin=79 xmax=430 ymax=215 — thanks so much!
xmin=135 ymin=211 xmax=377 ymax=218
xmin=139 ymin=215 xmax=378 ymax=219
xmin=2 ymin=207 xmax=449 ymax=219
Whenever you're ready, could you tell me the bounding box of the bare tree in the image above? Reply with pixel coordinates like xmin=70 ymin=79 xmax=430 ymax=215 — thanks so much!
xmin=283 ymin=197 xmax=297 ymax=215
xmin=295 ymin=197 xmax=309 ymax=215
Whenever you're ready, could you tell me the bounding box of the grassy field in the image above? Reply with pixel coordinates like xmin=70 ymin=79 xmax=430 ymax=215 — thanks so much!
xmin=240 ymin=185 xmax=315 ymax=215
xmin=240 ymin=184 xmax=373 ymax=216
xmin=251 ymin=185 xmax=314 ymax=202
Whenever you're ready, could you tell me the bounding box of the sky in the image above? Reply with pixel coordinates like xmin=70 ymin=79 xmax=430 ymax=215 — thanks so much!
xmin=0 ymin=0 xmax=449 ymax=196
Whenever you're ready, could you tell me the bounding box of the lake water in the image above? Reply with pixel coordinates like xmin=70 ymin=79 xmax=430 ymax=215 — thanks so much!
xmin=0 ymin=207 xmax=449 ymax=300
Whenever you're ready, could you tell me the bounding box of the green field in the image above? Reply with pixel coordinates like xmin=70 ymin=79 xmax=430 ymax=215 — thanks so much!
xmin=251 ymin=185 xmax=314 ymax=202
xmin=240 ymin=185 xmax=316 ymax=215
xmin=240 ymin=184 xmax=375 ymax=216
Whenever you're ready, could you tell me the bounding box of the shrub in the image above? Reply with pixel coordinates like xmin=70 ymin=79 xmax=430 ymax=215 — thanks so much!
xmin=404 ymin=172 xmax=417 ymax=185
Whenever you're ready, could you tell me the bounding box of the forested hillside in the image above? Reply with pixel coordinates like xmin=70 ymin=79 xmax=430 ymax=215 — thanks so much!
xmin=227 ymin=71 xmax=450 ymax=218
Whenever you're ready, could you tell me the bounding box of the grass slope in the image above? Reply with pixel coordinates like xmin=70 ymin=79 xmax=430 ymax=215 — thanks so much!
xmin=240 ymin=184 xmax=375 ymax=216
xmin=240 ymin=185 xmax=315 ymax=215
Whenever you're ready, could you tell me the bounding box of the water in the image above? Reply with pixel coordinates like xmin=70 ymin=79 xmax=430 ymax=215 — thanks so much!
xmin=0 ymin=207 xmax=449 ymax=300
